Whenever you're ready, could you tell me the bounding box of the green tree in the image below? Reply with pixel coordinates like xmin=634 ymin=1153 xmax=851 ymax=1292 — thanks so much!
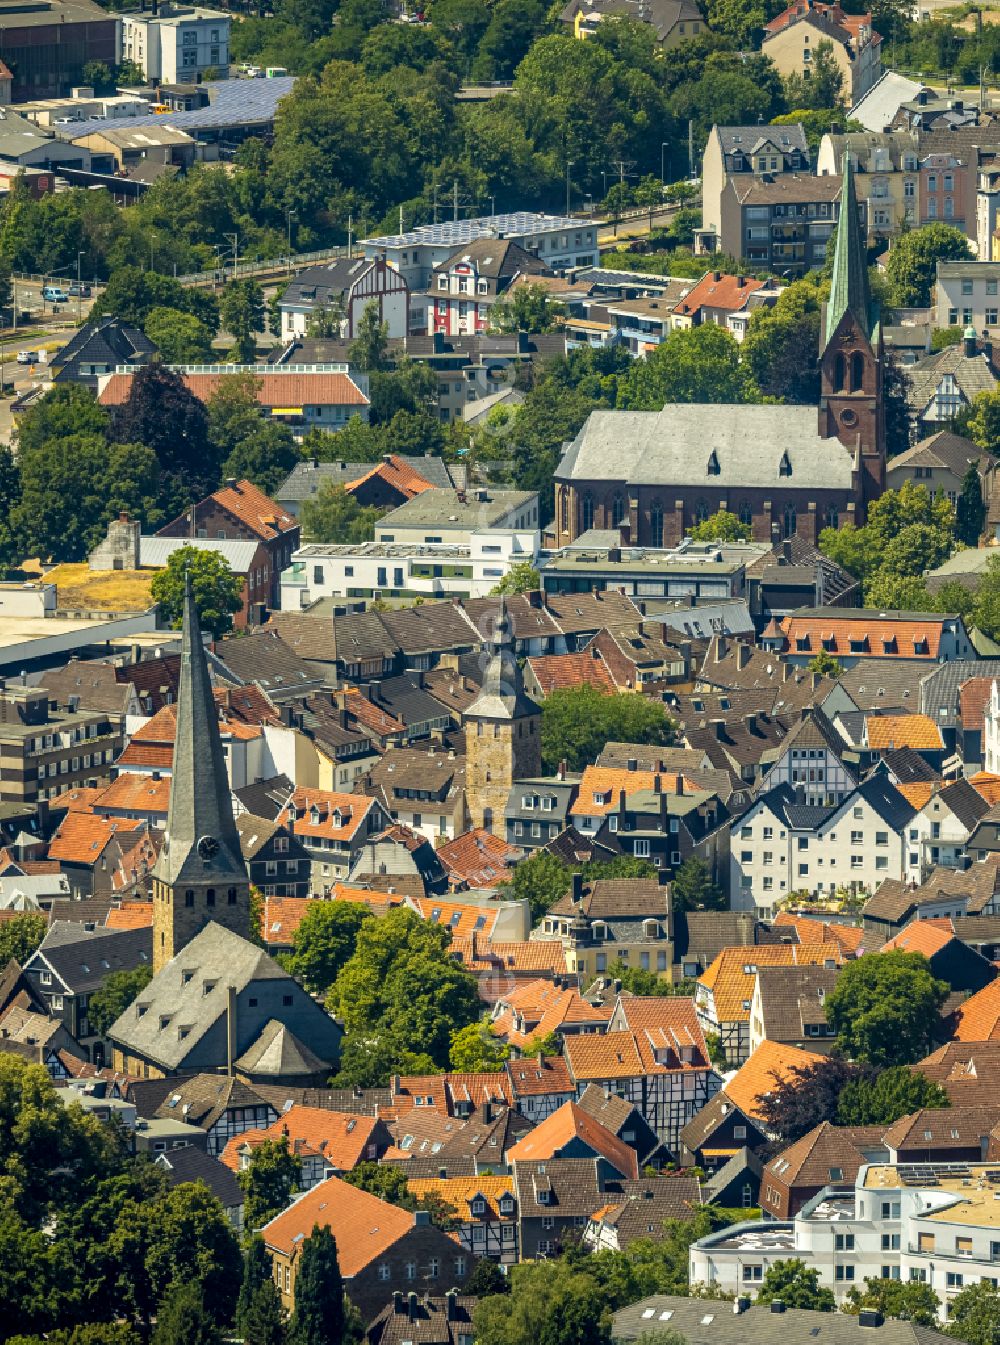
xmin=241 ymin=1280 xmax=288 ymax=1345
xmin=220 ymin=280 xmax=266 ymax=364
xmin=151 ymin=1283 xmax=222 ymax=1345
xmin=0 ymin=443 xmax=21 ymax=565
xmin=782 ymin=38 xmax=845 ymax=109
xmin=284 ymin=901 xmax=373 ymax=997
xmin=204 ymin=373 xmax=300 ymax=497
xmin=540 ymin=685 xmax=673 ymax=772
xmin=238 ymin=1137 xmax=301 ymax=1233
xmin=87 ymin=965 xmax=153 ymax=1037
xmin=970 ymin=555 xmax=1000 ymax=640
xmin=92 ymin=266 xmax=218 ymax=332
xmin=474 ymin=1260 xmax=613 ymax=1345
xmin=948 ymin=1282 xmax=1000 ymax=1345
xmin=110 ymin=363 xmax=221 ymax=518
xmin=886 ymin=224 xmax=972 ymax=307
xmin=305 ymin=297 xmax=346 ymax=339
xmin=237 ymin=1236 xmax=273 ymax=1339
xmin=300 ymin=482 xmax=383 ymax=544
xmin=606 ymin=961 xmax=675 ymax=995
xmin=755 ymin=1259 xmax=835 ymax=1311
xmin=966 ymin=388 xmax=1000 ymax=455
xmin=150 ymin=546 xmax=243 ymax=639
xmin=467 ymin=1257 xmax=511 ymax=1297
xmin=490 ymin=283 xmax=564 ymax=334
xmin=0 ymin=913 xmax=48 ymax=966
xmin=499 ymin=849 xmax=572 ymax=923
xmin=844 ymin=1277 xmax=940 ymax=1326
xmin=13 ymin=434 xmax=160 ymax=563
xmin=743 ymin=274 xmax=826 ymax=404
xmin=343 ymin=1161 xmax=413 ymax=1206
xmin=349 ymin=302 xmax=390 ymax=373
xmin=449 ymin=1022 xmax=511 ymax=1072
xmin=825 ymin=950 xmax=949 ymax=1067
xmin=491 ymin=561 xmax=541 ymax=595
xmin=957 ymin=461 xmax=986 ymax=547
xmin=836 ymin=1066 xmax=950 ymax=1125
xmin=807 ymin=649 xmax=842 ymax=678
xmin=329 ymin=907 xmax=480 ymax=1070
xmin=289 ymin=1225 xmax=344 ymax=1345
xmin=931 ymin=325 xmax=963 ymax=351
xmin=671 ymin=857 xmax=726 ymax=914
xmin=331 ymin=1031 xmax=439 ymax=1089
xmin=687 ymin=509 xmax=751 ymax=543
xmin=144 ymin=306 xmax=215 ymax=363
xmin=618 ymin=323 xmax=760 ymax=410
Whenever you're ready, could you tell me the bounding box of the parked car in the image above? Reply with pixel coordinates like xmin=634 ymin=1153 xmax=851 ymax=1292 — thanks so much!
xmin=41 ymin=286 xmax=68 ymax=303
xmin=68 ymin=283 xmax=92 ymax=298
xmin=16 ymin=350 xmax=39 ymax=365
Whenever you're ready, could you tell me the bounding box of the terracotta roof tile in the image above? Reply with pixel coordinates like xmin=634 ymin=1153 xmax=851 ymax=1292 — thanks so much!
xmin=505 ymin=1054 xmax=574 ymax=1097
xmin=211 ymin=478 xmax=299 ymax=541
xmin=406 ymin=1174 xmax=515 ymax=1221
xmin=867 ymin=713 xmax=944 ymax=752
xmin=491 ymin=980 xmax=612 ymax=1047
xmin=881 ymin=921 xmax=955 ymax=957
xmin=344 ymin=455 xmax=435 ymax=501
xmin=409 ymin=894 xmax=501 ymax=939
xmin=49 ymin=786 xmax=105 ymax=812
xmin=506 ymin=1099 xmax=639 ymax=1177
xmin=47 ymin=813 xmax=142 ymax=864
xmin=765 ymin=1120 xmax=884 ymax=1190
xmin=896 ymin=782 xmax=938 ymax=810
xmin=565 ymin=1020 xmax=710 ymax=1082
xmin=724 ymin=1040 xmax=827 ymax=1121
xmin=103 ymin=372 xmax=368 ymax=415
xmin=434 ymin=830 xmax=519 ymax=890
xmin=219 ymin=1106 xmax=382 ymax=1173
xmin=92 ymin=773 xmax=171 ymax=815
xmin=970 ymin=773 xmax=1000 ymax=806
xmin=117 ymin=743 xmax=174 ymax=769
xmin=263 ymin=896 xmax=315 ymax=945
xmin=331 ymin=882 xmax=406 ymax=910
xmin=772 ymin=912 xmax=865 ymax=953
xmin=106 ymin=901 xmax=153 ymax=930
xmin=673 ymin=270 xmax=764 ymax=318
xmin=450 ymin=937 xmax=568 ymax=976
xmin=570 ymin=764 xmax=693 ymax=818
xmin=952 ymin=977 xmax=1000 ymax=1041
xmin=700 ymin=944 xmax=845 ymax=1023
xmin=960 ymin=678 xmax=996 ymax=733
xmin=526 ymin=652 xmax=616 ymax=696
xmin=285 ymin=787 xmax=375 ymax=843
xmin=261 ymin=1174 xmax=414 ymax=1270
xmin=780 ymin=613 xmax=950 ymax=661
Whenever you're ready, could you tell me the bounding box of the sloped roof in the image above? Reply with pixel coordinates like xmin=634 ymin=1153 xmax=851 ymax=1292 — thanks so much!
xmin=765 ymin=1120 xmax=886 ymax=1189
xmin=867 ymin=713 xmax=944 ymax=752
xmin=219 ymin=1104 xmax=382 ymax=1172
xmin=236 ymin=1018 xmax=329 ymax=1078
xmin=724 ymin=1040 xmax=827 ymax=1122
xmin=700 ymin=944 xmax=845 ymax=1023
xmin=951 ymin=977 xmax=1000 ymax=1041
xmin=261 ymin=1174 xmax=415 ymax=1269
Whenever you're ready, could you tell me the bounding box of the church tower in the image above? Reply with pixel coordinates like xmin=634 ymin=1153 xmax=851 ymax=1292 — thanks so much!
xmin=152 ymin=576 xmax=249 ymax=973
xmin=463 ymin=601 xmax=541 ymax=836
xmin=818 ymin=152 xmax=885 ymax=510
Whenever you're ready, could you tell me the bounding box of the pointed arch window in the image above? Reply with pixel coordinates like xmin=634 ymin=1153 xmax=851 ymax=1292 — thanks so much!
xmin=695 ymin=499 xmax=710 ymax=524
xmin=707 ymin=450 xmax=720 ymax=477
xmin=850 ymin=351 xmax=865 ymax=391
xmin=650 ymin=501 xmax=663 ymax=548
xmin=779 ymin=451 xmax=792 ymax=477
xmin=783 ymin=503 xmax=797 ymax=538
xmin=834 ymin=352 xmax=846 ymax=390
xmin=560 ymin=490 xmax=569 ymax=533
xmin=738 ymin=500 xmax=753 ymax=527
xmin=612 ymin=493 xmax=625 ymax=526
xmin=825 ymin=504 xmax=839 ymax=530
xmin=582 ymin=494 xmax=594 ymax=531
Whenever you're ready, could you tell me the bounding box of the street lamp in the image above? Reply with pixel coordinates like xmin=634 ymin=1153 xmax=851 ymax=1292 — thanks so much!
xmin=225 ymin=232 xmax=239 ymax=278
xmin=286 ymin=210 xmax=296 ymax=274
xmin=566 ymin=159 xmax=574 ymax=218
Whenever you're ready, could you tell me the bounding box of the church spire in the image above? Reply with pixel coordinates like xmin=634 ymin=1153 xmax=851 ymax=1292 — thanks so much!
xmin=824 ymin=152 xmax=875 ymax=350
xmin=154 ymin=574 xmax=246 ymax=893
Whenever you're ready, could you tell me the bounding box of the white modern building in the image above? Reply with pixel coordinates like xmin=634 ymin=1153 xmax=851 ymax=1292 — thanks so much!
xmin=375 ymin=488 xmax=539 ymax=546
xmin=730 ymin=776 xmax=915 ymax=918
xmin=120 ymin=5 xmax=230 ymax=83
xmin=280 ymin=530 xmax=539 ymax=608
xmin=690 ymin=1162 xmax=1000 ymax=1321
xmin=982 ymin=679 xmax=1000 ymax=775
xmin=362 ymin=213 xmax=599 ymax=333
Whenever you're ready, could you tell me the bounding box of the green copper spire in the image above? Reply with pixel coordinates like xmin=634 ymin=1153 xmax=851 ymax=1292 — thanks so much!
xmin=824 ymin=152 xmax=874 ymax=349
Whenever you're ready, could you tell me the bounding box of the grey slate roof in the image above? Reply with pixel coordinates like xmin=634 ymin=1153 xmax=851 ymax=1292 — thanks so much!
xmin=109 ymin=923 xmax=292 ymax=1070
xmin=235 ymin=1018 xmax=329 ymax=1078
xmin=614 ymin=1297 xmax=954 ymax=1345
xmin=715 ymin=124 xmax=808 ymax=155
xmin=557 ymin=404 xmax=854 ymax=490
xmin=850 ymin=70 xmax=926 ymax=131
xmin=210 ymin=630 xmax=320 ymax=698
xmin=38 ymin=660 xmax=133 ymax=716
xmin=276 ymin=456 xmax=453 ymax=507
xmin=30 ymin=922 xmax=151 ymax=994
xmin=837 ymin=658 xmax=926 ymax=712
xmin=155 ymin=1144 xmax=244 ymax=1208
xmin=233 ymin=775 xmax=294 ymax=821
xmin=153 ymin=577 xmax=246 ymax=889
xmin=139 ymin=536 xmax=260 ymax=572
xmin=921 ymin=659 xmax=1000 ymax=729
xmin=907 ymin=345 xmax=998 ymax=413
xmin=52 ymin=317 xmax=155 ymax=381
xmin=888 ymin=429 xmax=984 ymax=476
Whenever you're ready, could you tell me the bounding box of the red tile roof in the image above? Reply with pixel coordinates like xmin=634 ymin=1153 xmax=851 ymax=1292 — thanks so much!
xmin=506 ymin=1054 xmax=574 ymax=1097
xmin=951 ymin=978 xmax=1000 ymax=1041
xmin=219 ymin=1106 xmax=382 ymax=1173
xmin=101 ymin=373 xmax=368 ymax=416
xmin=773 ymin=912 xmax=864 ymax=954
xmin=961 ymin=678 xmax=996 ymax=733
xmin=674 ymin=271 xmax=764 ymax=318
xmin=211 ymin=478 xmax=300 ymax=540
xmin=93 ymin=773 xmax=171 ymax=816
xmin=724 ymin=1041 xmax=828 ymax=1121
xmin=491 ymin=979 xmax=612 ymax=1047
xmin=261 ymin=1174 xmax=414 ymax=1271
xmin=570 ymin=764 xmax=693 ymax=818
xmin=106 ymin=900 xmax=154 ymax=929
xmin=285 ymin=787 xmax=375 ymax=843
xmin=47 ymin=813 xmax=141 ymax=864
xmin=780 ymin=613 xmax=950 ymax=660
xmin=867 ymin=714 xmax=944 ymax=752
xmin=506 ymin=1099 xmax=639 ymax=1178
xmin=881 ymin=921 xmax=955 ymax=958
xmin=435 ymin=829 xmax=519 ymax=889
xmin=344 ymin=455 xmax=434 ymax=501
xmin=526 ymin=652 xmax=615 ymax=697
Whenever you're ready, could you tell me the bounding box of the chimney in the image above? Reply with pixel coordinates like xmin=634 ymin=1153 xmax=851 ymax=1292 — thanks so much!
xmin=736 ymin=642 xmax=751 ymax=670
xmin=393 ymin=1292 xmax=404 ymax=1313
xmin=715 ymin=635 xmax=728 ymax=662
xmin=744 ymin=713 xmax=757 ymax=736
xmin=226 ymin=985 xmax=237 ymax=1078
xmin=859 ymin=1312 xmax=884 ymax=1329
xmin=528 ymin=589 xmax=542 ymax=608
xmin=653 ymin=773 xmax=661 ymax=793
xmin=782 ymin=662 xmax=792 ymax=682
xmin=771 ymin=1302 xmax=786 ymax=1315
xmin=408 ymin=1291 xmax=419 ymax=1318
xmin=571 ymin=872 xmax=583 ymax=903
xmin=557 ymin=758 xmax=567 ymax=780
xmin=446 ymin=1290 xmax=458 ymax=1321
xmin=414 ymin=1211 xmax=430 ymax=1227
xmin=734 ymin=1298 xmax=751 ymax=1316
xmin=675 ymin=773 xmax=684 ymax=795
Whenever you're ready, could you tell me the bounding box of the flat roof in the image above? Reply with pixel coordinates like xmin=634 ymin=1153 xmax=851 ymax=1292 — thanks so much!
xmin=362 ymin=211 xmax=593 ymax=250
xmin=541 ymin=549 xmax=744 ymax=576
xmin=62 ymin=76 xmax=293 ymax=138
xmin=291 ymin=542 xmax=472 ymax=560
xmin=0 ymin=0 xmax=112 ymax=27
xmin=864 ymin=1163 xmax=1000 ymax=1226
xmin=377 ymin=488 xmax=536 ymax=528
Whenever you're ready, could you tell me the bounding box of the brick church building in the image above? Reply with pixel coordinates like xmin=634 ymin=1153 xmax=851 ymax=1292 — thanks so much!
xmin=551 ymin=156 xmax=885 ymax=550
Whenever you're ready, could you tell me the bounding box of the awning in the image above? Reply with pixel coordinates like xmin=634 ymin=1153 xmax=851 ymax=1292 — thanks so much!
xmin=701 ymin=1148 xmax=740 ymax=1157
xmin=270 ymin=406 xmax=303 ymax=416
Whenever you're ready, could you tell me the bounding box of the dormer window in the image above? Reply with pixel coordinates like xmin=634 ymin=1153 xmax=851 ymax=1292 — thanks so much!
xmin=778 ymin=451 xmax=792 ymax=477
xmin=471 ymin=1198 xmax=486 ymax=1216
xmin=592 ymin=921 xmax=608 ymax=940
xmin=707 ymin=450 xmax=720 ymax=476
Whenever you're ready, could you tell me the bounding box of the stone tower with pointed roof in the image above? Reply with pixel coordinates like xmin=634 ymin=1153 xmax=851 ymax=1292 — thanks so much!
xmin=463 ymin=601 xmax=541 ymax=836
xmin=152 ymin=577 xmax=250 ymax=973
xmin=818 ymin=153 xmax=885 ymax=511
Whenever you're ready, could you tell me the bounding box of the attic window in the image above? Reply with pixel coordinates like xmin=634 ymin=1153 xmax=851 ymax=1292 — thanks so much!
xmin=779 ymin=451 xmax=792 ymax=477
xmin=829 ymin=1167 xmax=844 ymax=1181
xmin=707 ymin=451 xmax=720 ymax=477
